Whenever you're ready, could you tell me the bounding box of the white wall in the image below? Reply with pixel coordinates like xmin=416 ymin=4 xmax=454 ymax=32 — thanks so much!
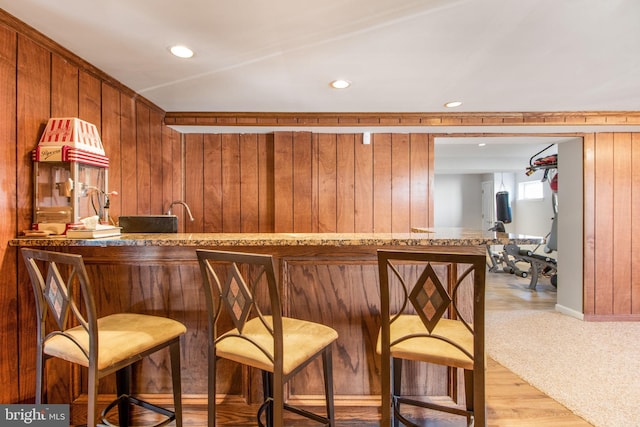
xmin=434 ymin=174 xmax=483 ymax=228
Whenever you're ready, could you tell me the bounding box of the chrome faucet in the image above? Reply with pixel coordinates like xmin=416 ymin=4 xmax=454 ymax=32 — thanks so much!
xmin=165 ymin=200 xmax=195 ymax=221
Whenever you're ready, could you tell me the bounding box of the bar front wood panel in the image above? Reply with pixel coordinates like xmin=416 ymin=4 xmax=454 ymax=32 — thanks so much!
xmin=51 ymin=244 xmax=470 ymax=416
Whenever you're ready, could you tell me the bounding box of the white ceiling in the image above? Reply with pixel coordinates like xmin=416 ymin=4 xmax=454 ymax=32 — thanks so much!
xmin=1 ymin=0 xmax=636 ymax=173
xmin=2 ymin=0 xmax=639 ymax=114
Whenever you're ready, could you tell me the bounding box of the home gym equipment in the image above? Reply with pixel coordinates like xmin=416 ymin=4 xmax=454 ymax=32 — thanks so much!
xmin=487 ymin=144 xmax=559 ymax=290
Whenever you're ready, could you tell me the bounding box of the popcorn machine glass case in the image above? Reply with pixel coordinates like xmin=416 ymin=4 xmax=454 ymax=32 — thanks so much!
xmin=32 ymin=118 xmax=110 ymax=235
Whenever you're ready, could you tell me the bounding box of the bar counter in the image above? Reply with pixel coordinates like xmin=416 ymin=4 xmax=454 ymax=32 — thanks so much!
xmin=10 ymin=229 xmax=542 ymax=423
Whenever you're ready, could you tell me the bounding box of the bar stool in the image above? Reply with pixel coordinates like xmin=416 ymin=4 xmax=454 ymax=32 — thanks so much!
xmin=196 ymin=249 xmax=338 ymax=427
xmin=376 ymin=249 xmax=486 ymax=426
xmin=22 ymin=248 xmax=185 ymax=427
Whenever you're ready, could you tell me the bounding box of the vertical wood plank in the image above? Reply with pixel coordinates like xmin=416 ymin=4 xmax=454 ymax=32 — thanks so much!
xmin=274 ymin=132 xmax=294 ymax=232
xmin=373 ymin=133 xmax=392 ymax=232
xmin=336 ymin=134 xmax=355 ymax=232
xmin=135 ymin=103 xmax=151 ymax=214
xmin=100 ymin=83 xmax=121 ymax=222
xmin=391 ymin=133 xmax=410 ymax=233
xmin=240 ymin=134 xmax=260 ymax=232
xmin=50 ymin=54 xmax=78 ymax=117
xmin=632 ymin=133 xmax=640 ymax=314
xmin=17 ymin=34 xmax=51 ymax=403
xmin=119 ymin=94 xmax=137 ymax=215
xmin=161 ymin=126 xmax=175 ymax=220
xmin=594 ymin=133 xmax=614 ymax=315
xmin=149 ymin=109 xmax=164 ymax=216
xmin=317 ymin=133 xmax=337 ymax=232
xmin=222 ymin=134 xmax=241 ymax=232
xmin=78 ymin=70 xmax=101 ymax=131
xmin=354 ymin=134 xmax=373 ymax=232
xmin=259 ymin=133 xmax=275 ymax=232
xmin=203 ymin=134 xmax=222 ymax=232
xmin=0 ymin=23 xmax=18 ymax=404
xmin=410 ymin=133 xmax=430 ymax=229
xmin=427 ymin=134 xmax=435 ymax=227
xmin=186 ymin=133 xmax=205 ymax=232
xmin=582 ymin=134 xmax=596 ymax=316
xmin=292 ymin=132 xmax=313 ymax=232
xmin=612 ymin=133 xmax=632 ymax=314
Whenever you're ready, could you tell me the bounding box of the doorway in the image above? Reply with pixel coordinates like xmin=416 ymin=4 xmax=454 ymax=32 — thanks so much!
xmin=433 ymin=135 xmax=584 ymax=318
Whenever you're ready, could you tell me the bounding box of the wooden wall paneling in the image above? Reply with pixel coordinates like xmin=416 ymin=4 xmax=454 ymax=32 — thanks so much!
xmin=274 ymin=132 xmax=294 ymax=232
xmin=316 ymin=133 xmax=337 ymax=233
xmin=78 ymin=70 xmax=101 ymax=130
xmin=612 ymin=133 xmax=632 ymax=314
xmin=0 ymin=22 xmax=18 ymax=404
xmin=632 ymin=133 xmax=640 ymax=314
xmin=354 ymin=134 xmax=374 ymax=232
xmin=135 ymin=103 xmax=151 ymax=214
xmin=410 ymin=133 xmax=431 ymax=229
xmin=593 ymin=133 xmax=615 ymax=315
xmin=101 ymin=83 xmax=121 ymax=222
xmin=204 ymin=135 xmax=225 ymax=233
xmin=16 ymin=34 xmax=51 ymax=403
xmin=373 ymin=134 xmax=392 ymax=232
xmin=258 ymin=133 xmax=275 ymax=232
xmin=391 ymin=133 xmax=411 ymax=233
xmin=239 ymin=133 xmax=260 ymax=232
xmin=149 ymin=109 xmax=164 ymax=217
xmin=161 ymin=126 xmax=176 ymax=224
xmin=427 ymin=134 xmax=435 ymax=227
xmin=172 ymin=129 xmax=183 ymax=220
xmin=119 ymin=94 xmax=137 ymax=216
xmin=582 ymin=134 xmax=596 ymax=316
xmin=336 ymin=134 xmax=356 ymax=232
xmin=221 ymin=134 xmax=241 ymax=232
xmin=185 ymin=133 xmax=205 ymax=232
xmin=50 ymin=54 xmax=78 ymax=117
xmin=292 ymin=132 xmax=313 ymax=232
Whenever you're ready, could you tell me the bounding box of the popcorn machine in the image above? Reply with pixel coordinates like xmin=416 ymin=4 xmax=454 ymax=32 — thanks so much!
xmin=32 ymin=118 xmax=111 ymax=235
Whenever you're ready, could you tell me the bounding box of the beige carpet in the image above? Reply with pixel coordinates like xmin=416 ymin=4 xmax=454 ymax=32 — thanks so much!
xmin=486 ymin=309 xmax=640 ymax=427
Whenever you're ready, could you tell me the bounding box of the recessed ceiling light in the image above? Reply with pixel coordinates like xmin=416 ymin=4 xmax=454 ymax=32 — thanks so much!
xmin=478 ymin=143 xmax=487 ymax=147
xmin=444 ymin=101 xmax=463 ymax=108
xmin=170 ymin=45 xmax=194 ymax=59
xmin=329 ymin=79 xmax=351 ymax=89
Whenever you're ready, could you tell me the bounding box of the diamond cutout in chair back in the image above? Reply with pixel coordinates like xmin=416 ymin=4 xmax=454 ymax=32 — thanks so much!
xmin=222 ymin=263 xmax=254 ymax=333
xmin=408 ymin=263 xmax=452 ymax=333
xmin=44 ymin=264 xmax=71 ymax=330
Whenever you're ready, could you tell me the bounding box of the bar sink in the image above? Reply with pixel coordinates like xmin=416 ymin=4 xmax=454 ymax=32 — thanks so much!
xmin=118 ymin=215 xmax=178 ymax=233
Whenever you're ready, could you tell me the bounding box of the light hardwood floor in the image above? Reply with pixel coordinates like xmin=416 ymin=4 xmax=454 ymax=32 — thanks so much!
xmin=95 ymin=270 xmax=593 ymax=426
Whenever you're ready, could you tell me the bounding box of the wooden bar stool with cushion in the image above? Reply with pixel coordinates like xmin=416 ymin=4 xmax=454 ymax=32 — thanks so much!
xmin=196 ymin=249 xmax=338 ymax=427
xmin=376 ymin=249 xmax=486 ymax=427
xmin=22 ymin=248 xmax=186 ymax=427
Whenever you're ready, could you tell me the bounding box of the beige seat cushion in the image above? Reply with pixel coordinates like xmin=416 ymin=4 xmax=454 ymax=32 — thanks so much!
xmin=376 ymin=314 xmax=474 ymax=370
xmin=44 ymin=313 xmax=187 ymax=371
xmin=216 ymin=316 xmax=338 ymax=376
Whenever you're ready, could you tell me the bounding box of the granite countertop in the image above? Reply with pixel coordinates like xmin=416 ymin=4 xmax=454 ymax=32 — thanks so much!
xmin=9 ymin=228 xmax=544 ymax=248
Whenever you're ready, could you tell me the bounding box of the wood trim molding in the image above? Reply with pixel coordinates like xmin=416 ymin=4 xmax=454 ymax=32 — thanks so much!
xmin=164 ymin=111 xmax=640 ymax=127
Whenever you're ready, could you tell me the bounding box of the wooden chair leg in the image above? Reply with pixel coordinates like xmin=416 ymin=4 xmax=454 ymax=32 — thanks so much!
xmin=170 ymin=340 xmax=183 ymax=427
xmin=322 ymin=347 xmax=335 ymax=427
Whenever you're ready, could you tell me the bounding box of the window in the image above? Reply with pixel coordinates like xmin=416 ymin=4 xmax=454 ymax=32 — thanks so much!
xmin=518 ymin=180 xmax=544 ymax=200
